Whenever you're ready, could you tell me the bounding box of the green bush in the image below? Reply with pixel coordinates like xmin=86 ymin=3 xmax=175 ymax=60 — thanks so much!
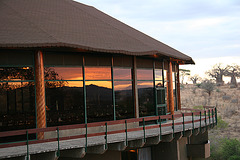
xmin=216 ymin=116 xmax=228 ymax=130
xmin=193 ymin=105 xmax=204 ymax=110
xmin=211 ymin=138 xmax=240 ymax=160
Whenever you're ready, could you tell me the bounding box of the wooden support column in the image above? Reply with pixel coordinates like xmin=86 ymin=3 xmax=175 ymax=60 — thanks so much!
xmin=177 ymin=64 xmax=181 ymax=110
xmin=133 ymin=56 xmax=139 ymax=118
xmin=34 ymin=51 xmax=46 ymax=140
xmin=168 ymin=60 xmax=174 ymax=115
xmin=166 ymin=70 xmax=170 ymax=112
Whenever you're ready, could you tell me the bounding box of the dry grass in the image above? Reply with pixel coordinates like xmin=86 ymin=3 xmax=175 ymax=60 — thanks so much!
xmin=181 ymin=84 xmax=240 ymax=139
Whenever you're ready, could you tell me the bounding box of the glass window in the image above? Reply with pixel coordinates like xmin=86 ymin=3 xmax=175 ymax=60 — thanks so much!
xmin=0 ymin=52 xmax=33 ymax=66
xmin=113 ymin=56 xmax=132 ymax=67
xmin=0 ymin=67 xmax=34 ymax=81
xmin=44 ymin=67 xmax=82 ymax=80
xmin=155 ymin=69 xmax=163 ymax=81
xmin=44 ymin=52 xmax=82 ymax=66
xmin=86 ymin=81 xmax=113 ymax=123
xmin=138 ymin=81 xmax=155 ymax=117
xmin=85 ymin=67 xmax=111 ymax=80
xmin=113 ymin=68 xmax=131 ymax=80
xmin=137 ymin=69 xmax=153 ymax=80
xmin=0 ymin=82 xmax=35 ymax=131
xmin=45 ymin=81 xmax=84 ymax=126
xmin=114 ymin=81 xmax=133 ymax=120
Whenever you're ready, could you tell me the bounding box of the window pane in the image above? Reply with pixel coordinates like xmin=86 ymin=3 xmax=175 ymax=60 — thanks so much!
xmin=0 ymin=82 xmax=36 ymax=131
xmin=138 ymin=81 xmax=155 ymax=117
xmin=137 ymin=69 xmax=153 ymax=80
xmin=44 ymin=52 xmax=82 ymax=66
xmin=114 ymin=81 xmax=133 ymax=120
xmin=113 ymin=56 xmax=132 ymax=67
xmin=157 ymin=89 xmax=166 ymax=105
xmin=86 ymin=81 xmax=113 ymax=123
xmin=85 ymin=55 xmax=111 ymax=66
xmin=45 ymin=81 xmax=84 ymax=126
xmin=136 ymin=58 xmax=153 ymax=68
xmin=85 ymin=67 xmax=111 ymax=80
xmin=113 ymin=68 xmax=131 ymax=80
xmin=155 ymin=69 xmax=163 ymax=81
xmin=0 ymin=67 xmax=34 ymax=81
xmin=44 ymin=67 xmax=82 ymax=80
xmin=0 ymin=52 xmax=33 ymax=66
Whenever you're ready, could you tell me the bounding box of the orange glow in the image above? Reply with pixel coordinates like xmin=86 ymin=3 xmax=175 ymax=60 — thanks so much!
xmin=129 ymin=150 xmax=137 ymax=153
xmin=65 ymin=81 xmax=83 ymax=87
xmin=85 ymin=67 xmax=111 ymax=80
xmin=137 ymin=69 xmax=153 ymax=80
xmin=49 ymin=67 xmax=83 ymax=80
xmin=86 ymin=81 xmax=112 ymax=88
xmin=114 ymin=81 xmax=132 ymax=91
xmin=138 ymin=81 xmax=153 ymax=89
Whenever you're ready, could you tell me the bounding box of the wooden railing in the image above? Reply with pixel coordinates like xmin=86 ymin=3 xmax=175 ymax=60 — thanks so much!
xmin=0 ymin=106 xmax=217 ymax=159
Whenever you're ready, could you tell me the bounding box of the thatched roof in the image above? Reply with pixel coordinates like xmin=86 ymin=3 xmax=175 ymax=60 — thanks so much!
xmin=0 ymin=0 xmax=194 ymax=64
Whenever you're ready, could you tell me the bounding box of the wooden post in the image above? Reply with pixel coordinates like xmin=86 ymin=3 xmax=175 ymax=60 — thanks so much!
xmin=168 ymin=61 xmax=174 ymax=115
xmin=177 ymin=64 xmax=181 ymax=110
xmin=133 ymin=56 xmax=139 ymax=118
xmin=34 ymin=51 xmax=46 ymax=140
xmin=166 ymin=70 xmax=170 ymax=112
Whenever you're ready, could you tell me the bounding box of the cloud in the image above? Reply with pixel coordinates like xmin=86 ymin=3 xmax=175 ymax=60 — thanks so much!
xmin=76 ymin=0 xmax=240 ymax=60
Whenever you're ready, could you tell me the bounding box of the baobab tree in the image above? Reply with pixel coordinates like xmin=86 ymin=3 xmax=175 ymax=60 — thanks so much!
xmin=225 ymin=64 xmax=240 ymax=87
xmin=206 ymin=63 xmax=229 ymax=85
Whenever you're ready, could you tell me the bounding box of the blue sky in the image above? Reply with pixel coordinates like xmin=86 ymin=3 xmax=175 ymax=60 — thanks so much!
xmin=76 ymin=0 xmax=240 ymax=78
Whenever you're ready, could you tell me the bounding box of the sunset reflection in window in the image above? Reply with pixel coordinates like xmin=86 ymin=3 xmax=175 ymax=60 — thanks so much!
xmin=113 ymin=68 xmax=131 ymax=80
xmin=44 ymin=67 xmax=82 ymax=80
xmin=85 ymin=67 xmax=111 ymax=80
xmin=137 ymin=69 xmax=153 ymax=80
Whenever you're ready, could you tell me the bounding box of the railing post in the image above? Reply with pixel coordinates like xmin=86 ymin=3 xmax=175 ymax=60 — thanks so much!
xmin=182 ymin=113 xmax=185 ymax=136
xmin=26 ymin=130 xmax=29 ymax=160
xmin=105 ymin=122 xmax=108 ymax=149
xmin=85 ymin=124 xmax=88 ymax=152
xmin=56 ymin=127 xmax=60 ymax=157
xmin=192 ymin=112 xmax=194 ymax=132
xmin=143 ymin=118 xmax=146 ymax=143
xmin=172 ymin=115 xmax=175 ymax=137
xmin=212 ymin=109 xmax=214 ymax=127
xmin=208 ymin=109 xmax=211 ymax=125
xmin=215 ymin=107 xmax=218 ymax=125
xmin=125 ymin=120 xmax=128 ymax=146
xmin=200 ymin=111 xmax=202 ymax=132
xmin=204 ymin=110 xmax=207 ymax=129
xmin=159 ymin=116 xmax=162 ymax=140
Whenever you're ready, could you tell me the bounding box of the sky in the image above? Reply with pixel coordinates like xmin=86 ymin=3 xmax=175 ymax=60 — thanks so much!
xmin=76 ymin=0 xmax=240 ymax=81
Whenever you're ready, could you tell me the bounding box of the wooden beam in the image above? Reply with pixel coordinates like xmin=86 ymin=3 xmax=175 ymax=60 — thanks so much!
xmin=132 ymin=56 xmax=139 ymax=118
xmin=168 ymin=61 xmax=174 ymax=115
xmin=34 ymin=51 xmax=46 ymax=140
xmin=177 ymin=64 xmax=181 ymax=110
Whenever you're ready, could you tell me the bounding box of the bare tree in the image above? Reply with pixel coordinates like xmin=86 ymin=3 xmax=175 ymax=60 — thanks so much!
xmin=190 ymin=74 xmax=201 ymax=84
xmin=206 ymin=63 xmax=229 ymax=85
xmin=179 ymin=69 xmax=190 ymax=84
xmin=225 ymin=64 xmax=240 ymax=87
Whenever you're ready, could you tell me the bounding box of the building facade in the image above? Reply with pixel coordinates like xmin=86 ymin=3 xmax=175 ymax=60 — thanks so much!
xmin=0 ymin=0 xmax=214 ymax=160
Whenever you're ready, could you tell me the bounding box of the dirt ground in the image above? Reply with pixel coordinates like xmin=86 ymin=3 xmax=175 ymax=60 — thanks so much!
xmin=181 ymin=84 xmax=240 ymax=139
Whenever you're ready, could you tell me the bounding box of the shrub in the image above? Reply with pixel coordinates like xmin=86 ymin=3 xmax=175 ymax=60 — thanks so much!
xmin=216 ymin=116 xmax=228 ymax=130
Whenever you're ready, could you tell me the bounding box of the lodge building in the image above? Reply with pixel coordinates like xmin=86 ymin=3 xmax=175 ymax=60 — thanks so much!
xmin=0 ymin=0 xmax=214 ymax=160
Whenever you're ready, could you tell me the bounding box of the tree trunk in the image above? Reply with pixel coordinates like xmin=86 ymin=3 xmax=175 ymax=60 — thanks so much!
xmin=230 ymin=75 xmax=237 ymax=87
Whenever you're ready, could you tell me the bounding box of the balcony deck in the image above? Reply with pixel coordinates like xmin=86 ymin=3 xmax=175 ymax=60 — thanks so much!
xmin=0 ymin=107 xmax=216 ymax=159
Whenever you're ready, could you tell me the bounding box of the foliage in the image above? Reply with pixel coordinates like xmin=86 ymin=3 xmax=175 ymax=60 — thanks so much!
xmin=216 ymin=116 xmax=228 ymax=130
xmin=193 ymin=105 xmax=204 ymax=110
xmin=200 ymin=79 xmax=215 ymax=96
xmin=179 ymin=69 xmax=190 ymax=84
xmin=196 ymin=83 xmax=201 ymax=88
xmin=211 ymin=138 xmax=240 ymax=160
xmin=206 ymin=63 xmax=229 ymax=85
